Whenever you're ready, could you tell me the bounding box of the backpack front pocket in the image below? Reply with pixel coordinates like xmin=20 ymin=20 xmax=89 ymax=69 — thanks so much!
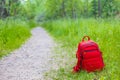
xmin=83 ymin=50 xmax=100 ymax=59
xmin=82 ymin=56 xmax=103 ymax=72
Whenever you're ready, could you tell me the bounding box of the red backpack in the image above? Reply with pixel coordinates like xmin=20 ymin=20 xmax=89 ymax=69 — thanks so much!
xmin=73 ymin=36 xmax=105 ymax=73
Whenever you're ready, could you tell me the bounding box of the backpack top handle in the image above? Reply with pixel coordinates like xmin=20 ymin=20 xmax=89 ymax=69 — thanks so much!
xmin=82 ymin=36 xmax=90 ymax=42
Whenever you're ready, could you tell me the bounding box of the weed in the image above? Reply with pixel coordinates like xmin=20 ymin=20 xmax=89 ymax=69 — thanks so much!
xmin=0 ymin=19 xmax=31 ymax=58
xmin=42 ymin=18 xmax=120 ymax=80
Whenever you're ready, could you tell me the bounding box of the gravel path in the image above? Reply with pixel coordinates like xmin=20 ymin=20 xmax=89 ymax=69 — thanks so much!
xmin=0 ymin=27 xmax=55 ymax=80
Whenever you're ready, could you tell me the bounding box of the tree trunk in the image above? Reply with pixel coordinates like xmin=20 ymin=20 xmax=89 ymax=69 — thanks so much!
xmin=86 ymin=0 xmax=89 ymax=18
xmin=72 ymin=6 xmax=73 ymax=18
xmin=0 ymin=0 xmax=10 ymax=18
xmin=62 ymin=0 xmax=66 ymax=17
xmin=71 ymin=2 xmax=77 ymax=19
xmin=98 ymin=0 xmax=101 ymax=17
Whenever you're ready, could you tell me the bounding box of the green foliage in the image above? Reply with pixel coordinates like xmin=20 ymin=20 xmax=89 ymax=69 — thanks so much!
xmin=20 ymin=0 xmax=46 ymax=21
xmin=91 ymin=0 xmax=118 ymax=18
xmin=91 ymin=0 xmax=98 ymax=17
xmin=0 ymin=0 xmax=21 ymax=18
xmin=43 ymin=0 xmax=120 ymax=20
xmin=102 ymin=0 xmax=117 ymax=17
xmin=42 ymin=18 xmax=120 ymax=80
xmin=115 ymin=0 xmax=120 ymax=11
xmin=0 ymin=0 xmax=120 ymax=79
xmin=45 ymin=0 xmax=90 ymax=19
xmin=1 ymin=0 xmax=120 ymax=20
xmin=0 ymin=18 xmax=31 ymax=58
xmin=20 ymin=0 xmax=36 ymax=19
xmin=0 ymin=0 xmax=46 ymax=19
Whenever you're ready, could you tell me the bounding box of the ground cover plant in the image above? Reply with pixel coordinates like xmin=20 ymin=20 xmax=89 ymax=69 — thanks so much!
xmin=0 ymin=0 xmax=38 ymax=58
xmin=0 ymin=0 xmax=120 ymax=79
xmin=42 ymin=18 xmax=120 ymax=80
xmin=0 ymin=18 xmax=31 ymax=58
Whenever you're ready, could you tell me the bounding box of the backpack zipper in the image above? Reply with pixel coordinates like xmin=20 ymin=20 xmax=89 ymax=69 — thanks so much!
xmin=84 ymin=49 xmax=98 ymax=52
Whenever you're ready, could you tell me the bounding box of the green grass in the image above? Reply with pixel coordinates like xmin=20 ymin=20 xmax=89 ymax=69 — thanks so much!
xmin=0 ymin=18 xmax=32 ymax=58
xmin=42 ymin=18 xmax=120 ymax=80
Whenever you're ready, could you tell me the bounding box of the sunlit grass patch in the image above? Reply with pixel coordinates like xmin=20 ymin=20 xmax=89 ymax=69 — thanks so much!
xmin=42 ymin=18 xmax=120 ymax=80
xmin=0 ymin=19 xmax=31 ymax=58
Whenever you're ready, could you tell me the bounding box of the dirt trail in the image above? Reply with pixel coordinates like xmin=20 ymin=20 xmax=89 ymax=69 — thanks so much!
xmin=0 ymin=27 xmax=55 ymax=80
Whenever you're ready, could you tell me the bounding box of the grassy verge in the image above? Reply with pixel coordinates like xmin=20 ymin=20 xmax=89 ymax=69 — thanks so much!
xmin=0 ymin=18 xmax=32 ymax=58
xmin=42 ymin=18 xmax=120 ymax=80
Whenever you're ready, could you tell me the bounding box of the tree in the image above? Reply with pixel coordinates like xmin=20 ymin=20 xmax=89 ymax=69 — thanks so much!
xmin=91 ymin=0 xmax=117 ymax=18
xmin=0 ymin=0 xmax=9 ymax=18
xmin=91 ymin=0 xmax=98 ymax=18
xmin=102 ymin=0 xmax=117 ymax=17
xmin=45 ymin=0 xmax=62 ymax=19
xmin=66 ymin=0 xmax=78 ymax=18
xmin=45 ymin=0 xmax=85 ymax=19
xmin=0 ymin=0 xmax=21 ymax=18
